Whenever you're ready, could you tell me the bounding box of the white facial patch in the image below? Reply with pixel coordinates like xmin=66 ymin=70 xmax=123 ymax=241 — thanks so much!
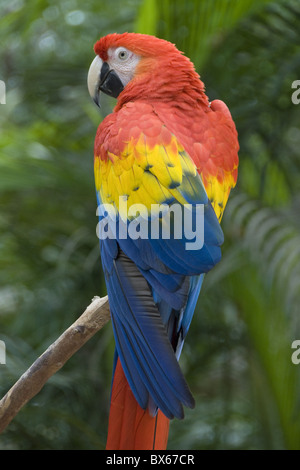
xmin=107 ymin=47 xmax=141 ymax=87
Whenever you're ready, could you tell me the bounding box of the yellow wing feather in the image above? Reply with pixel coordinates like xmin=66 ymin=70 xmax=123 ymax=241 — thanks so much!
xmin=95 ymin=133 xmax=203 ymax=217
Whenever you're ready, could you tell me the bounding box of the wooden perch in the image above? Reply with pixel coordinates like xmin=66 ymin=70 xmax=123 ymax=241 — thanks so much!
xmin=0 ymin=295 xmax=110 ymax=433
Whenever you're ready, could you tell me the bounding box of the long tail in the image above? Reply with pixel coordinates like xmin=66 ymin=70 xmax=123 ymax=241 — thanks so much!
xmin=106 ymin=358 xmax=170 ymax=450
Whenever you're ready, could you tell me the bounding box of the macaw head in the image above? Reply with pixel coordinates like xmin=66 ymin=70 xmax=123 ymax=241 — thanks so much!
xmin=87 ymin=32 xmax=203 ymax=108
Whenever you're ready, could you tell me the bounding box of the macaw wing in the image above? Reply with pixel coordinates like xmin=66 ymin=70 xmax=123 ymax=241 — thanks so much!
xmin=95 ymin=104 xmax=223 ymax=418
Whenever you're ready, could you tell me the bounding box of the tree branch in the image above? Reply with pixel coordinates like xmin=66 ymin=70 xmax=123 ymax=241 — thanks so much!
xmin=0 ymin=295 xmax=110 ymax=434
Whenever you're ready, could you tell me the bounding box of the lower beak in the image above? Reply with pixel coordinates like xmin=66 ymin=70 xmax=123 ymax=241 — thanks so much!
xmin=87 ymin=55 xmax=124 ymax=107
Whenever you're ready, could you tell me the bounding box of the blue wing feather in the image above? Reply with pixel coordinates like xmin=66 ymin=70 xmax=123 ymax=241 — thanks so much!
xmin=98 ymin=193 xmax=222 ymax=419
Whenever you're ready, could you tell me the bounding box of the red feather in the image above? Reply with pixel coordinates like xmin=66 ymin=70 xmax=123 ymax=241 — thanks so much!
xmin=106 ymin=358 xmax=170 ymax=450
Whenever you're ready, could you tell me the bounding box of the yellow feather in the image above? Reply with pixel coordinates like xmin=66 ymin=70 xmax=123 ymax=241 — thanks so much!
xmin=109 ymin=154 xmax=124 ymax=177
xmin=142 ymin=171 xmax=171 ymax=203
xmin=180 ymin=151 xmax=197 ymax=177
xmin=95 ymin=133 xmax=204 ymax=217
xmin=205 ymin=172 xmax=235 ymax=221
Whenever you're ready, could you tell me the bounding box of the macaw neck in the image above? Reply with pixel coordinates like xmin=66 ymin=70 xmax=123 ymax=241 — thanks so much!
xmin=114 ymin=64 xmax=210 ymax=113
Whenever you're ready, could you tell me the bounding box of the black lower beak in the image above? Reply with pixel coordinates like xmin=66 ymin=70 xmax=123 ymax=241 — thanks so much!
xmin=99 ymin=62 xmax=124 ymax=100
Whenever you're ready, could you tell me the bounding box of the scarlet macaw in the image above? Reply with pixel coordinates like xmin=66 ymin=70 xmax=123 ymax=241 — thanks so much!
xmin=87 ymin=33 xmax=239 ymax=450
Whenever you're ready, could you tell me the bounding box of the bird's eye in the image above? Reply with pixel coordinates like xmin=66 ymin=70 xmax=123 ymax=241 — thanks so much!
xmin=118 ymin=49 xmax=129 ymax=61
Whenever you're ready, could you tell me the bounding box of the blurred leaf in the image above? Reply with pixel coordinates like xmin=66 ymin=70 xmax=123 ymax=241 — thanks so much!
xmin=136 ymin=0 xmax=275 ymax=68
xmin=135 ymin=0 xmax=157 ymax=35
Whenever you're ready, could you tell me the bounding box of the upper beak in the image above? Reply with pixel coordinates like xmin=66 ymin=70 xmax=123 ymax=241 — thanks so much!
xmin=87 ymin=55 xmax=124 ymax=107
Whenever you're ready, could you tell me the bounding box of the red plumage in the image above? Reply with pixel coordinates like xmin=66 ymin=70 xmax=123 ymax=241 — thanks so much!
xmin=106 ymin=359 xmax=170 ymax=450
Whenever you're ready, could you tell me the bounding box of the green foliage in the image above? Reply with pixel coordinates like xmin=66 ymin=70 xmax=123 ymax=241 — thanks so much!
xmin=136 ymin=0 xmax=275 ymax=68
xmin=1 ymin=0 xmax=300 ymax=450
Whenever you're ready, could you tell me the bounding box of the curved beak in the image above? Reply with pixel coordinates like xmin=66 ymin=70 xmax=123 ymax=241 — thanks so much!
xmin=87 ymin=55 xmax=124 ymax=107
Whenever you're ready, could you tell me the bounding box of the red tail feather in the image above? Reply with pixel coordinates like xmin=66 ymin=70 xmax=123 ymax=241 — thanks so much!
xmin=106 ymin=358 xmax=170 ymax=450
